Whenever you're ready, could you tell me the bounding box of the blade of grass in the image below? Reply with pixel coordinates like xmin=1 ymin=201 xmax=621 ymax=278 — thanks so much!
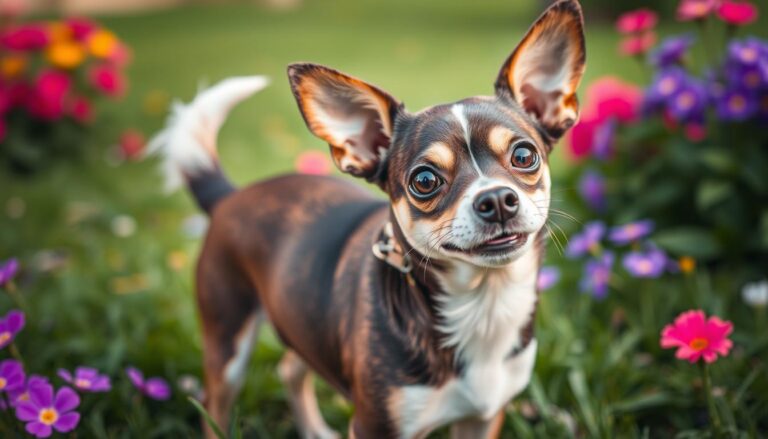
xmin=188 ymin=396 xmax=227 ymax=439
xmin=568 ymin=368 xmax=600 ymax=438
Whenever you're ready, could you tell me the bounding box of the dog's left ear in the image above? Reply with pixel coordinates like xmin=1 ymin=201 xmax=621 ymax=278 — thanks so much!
xmin=287 ymin=63 xmax=402 ymax=182
xmin=495 ymin=0 xmax=586 ymax=140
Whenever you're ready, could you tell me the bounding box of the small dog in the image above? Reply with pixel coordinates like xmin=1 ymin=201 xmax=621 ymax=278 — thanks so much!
xmin=151 ymin=1 xmax=585 ymax=437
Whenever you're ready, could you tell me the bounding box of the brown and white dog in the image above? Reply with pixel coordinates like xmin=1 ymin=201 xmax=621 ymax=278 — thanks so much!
xmin=150 ymin=1 xmax=585 ymax=437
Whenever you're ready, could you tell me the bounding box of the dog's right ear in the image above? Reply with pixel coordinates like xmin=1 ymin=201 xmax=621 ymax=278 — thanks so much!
xmin=287 ymin=63 xmax=403 ymax=182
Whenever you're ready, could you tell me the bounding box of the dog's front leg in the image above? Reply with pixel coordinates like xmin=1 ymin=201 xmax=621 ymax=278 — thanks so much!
xmin=450 ymin=411 xmax=505 ymax=439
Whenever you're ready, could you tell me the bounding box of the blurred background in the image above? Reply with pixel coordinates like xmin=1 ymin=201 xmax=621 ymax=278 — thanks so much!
xmin=1 ymin=0 xmax=767 ymax=437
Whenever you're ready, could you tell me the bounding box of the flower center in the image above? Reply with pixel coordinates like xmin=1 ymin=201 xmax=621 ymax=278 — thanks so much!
xmin=745 ymin=72 xmax=761 ymax=88
xmin=659 ymin=77 xmax=677 ymax=95
xmin=689 ymin=337 xmax=709 ymax=351
xmin=677 ymin=92 xmax=695 ymax=110
xmin=17 ymin=391 xmax=30 ymax=402
xmin=39 ymin=408 xmax=59 ymax=426
xmin=0 ymin=377 xmax=6 ymax=390
xmin=636 ymin=260 xmax=652 ymax=274
xmin=76 ymin=378 xmax=91 ymax=388
xmin=740 ymin=48 xmax=757 ymax=63
xmin=0 ymin=332 xmax=11 ymax=344
xmin=729 ymin=95 xmax=746 ymax=112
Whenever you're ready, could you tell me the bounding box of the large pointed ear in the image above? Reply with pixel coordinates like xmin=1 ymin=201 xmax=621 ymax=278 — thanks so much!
xmin=495 ymin=0 xmax=586 ymax=141
xmin=287 ymin=63 xmax=403 ymax=181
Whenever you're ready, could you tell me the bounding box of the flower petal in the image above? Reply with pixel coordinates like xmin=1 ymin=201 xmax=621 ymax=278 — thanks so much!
xmin=125 ymin=367 xmax=144 ymax=388
xmin=54 ymin=386 xmax=80 ymax=412
xmin=26 ymin=421 xmax=53 ymax=438
xmin=74 ymin=366 xmax=98 ymax=379
xmin=144 ymin=378 xmax=171 ymax=400
xmin=29 ymin=383 xmax=53 ymax=408
xmin=5 ymin=310 xmax=25 ymax=333
xmin=57 ymin=369 xmax=73 ymax=383
xmin=53 ymin=412 xmax=80 ymax=433
xmin=14 ymin=401 xmax=39 ymax=421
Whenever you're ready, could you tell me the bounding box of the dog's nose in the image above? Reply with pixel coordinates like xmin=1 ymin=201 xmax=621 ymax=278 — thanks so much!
xmin=473 ymin=187 xmax=519 ymax=223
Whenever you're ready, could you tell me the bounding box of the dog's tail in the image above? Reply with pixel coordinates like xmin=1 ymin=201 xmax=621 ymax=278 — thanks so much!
xmin=147 ymin=76 xmax=270 ymax=214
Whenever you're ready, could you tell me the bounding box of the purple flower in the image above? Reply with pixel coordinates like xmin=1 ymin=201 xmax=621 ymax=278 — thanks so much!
xmin=0 ymin=258 xmax=19 ymax=286
xmin=15 ymin=383 xmax=80 ymax=438
xmin=623 ymin=246 xmax=668 ymax=278
xmin=0 ymin=310 xmax=25 ymax=349
xmin=650 ymin=34 xmax=695 ymax=68
xmin=717 ymin=88 xmax=757 ymax=121
xmin=667 ymin=79 xmax=707 ymax=123
xmin=645 ymin=67 xmax=688 ymax=109
xmin=578 ymin=170 xmax=606 ymax=211
xmin=580 ymin=252 xmax=614 ymax=299
xmin=126 ymin=367 xmax=171 ymax=400
xmin=726 ymin=63 xmax=768 ymax=91
xmin=592 ymin=118 xmax=616 ymax=160
xmin=566 ymin=221 xmax=606 ymax=258
xmin=0 ymin=360 xmax=25 ymax=394
xmin=537 ymin=266 xmax=560 ymax=291
xmin=728 ymin=38 xmax=767 ymax=67
xmin=6 ymin=376 xmax=50 ymax=409
xmin=608 ymin=220 xmax=654 ymax=245
xmin=58 ymin=367 xmax=111 ymax=393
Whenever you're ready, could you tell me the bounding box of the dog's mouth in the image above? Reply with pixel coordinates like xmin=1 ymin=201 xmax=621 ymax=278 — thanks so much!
xmin=442 ymin=232 xmax=529 ymax=255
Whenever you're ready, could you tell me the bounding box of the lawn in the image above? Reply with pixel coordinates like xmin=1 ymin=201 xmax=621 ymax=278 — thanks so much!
xmin=1 ymin=0 xmax=767 ymax=437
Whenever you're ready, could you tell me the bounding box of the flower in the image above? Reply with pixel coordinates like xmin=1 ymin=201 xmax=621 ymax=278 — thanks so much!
xmin=66 ymin=18 xmax=97 ymax=41
xmin=623 ymin=246 xmax=668 ymax=278
xmin=717 ymin=87 xmax=757 ymax=120
xmin=677 ymin=0 xmax=719 ymax=21
xmin=295 ymin=150 xmax=332 ymax=175
xmin=0 ymin=360 xmax=25 ymax=394
xmin=660 ymin=310 xmax=733 ymax=363
xmin=537 ymin=266 xmax=560 ymax=291
xmin=45 ymin=40 xmax=86 ymax=70
xmin=27 ymin=70 xmax=71 ymax=121
xmin=0 ymin=258 xmax=19 ymax=286
xmin=678 ymin=256 xmax=696 ymax=274
xmin=684 ymin=122 xmax=707 ymax=142
xmin=620 ymin=32 xmax=657 ymax=56
xmin=646 ymin=67 xmax=688 ymax=108
xmin=616 ymin=9 xmax=658 ymax=34
xmin=125 ymin=367 xmax=171 ymax=400
xmin=742 ymin=280 xmax=768 ymax=307
xmin=608 ymin=220 xmax=654 ymax=245
xmin=5 ymin=375 xmax=49 ymax=409
xmin=87 ymin=29 xmax=118 ymax=59
xmin=578 ymin=170 xmax=606 ymax=211
xmin=717 ymin=1 xmax=758 ymax=26
xmin=650 ymin=34 xmax=696 ymax=67
xmin=67 ymin=96 xmax=93 ymax=124
xmin=580 ymin=252 xmax=614 ymax=299
xmin=0 ymin=24 xmax=49 ymax=51
xmin=728 ymin=39 xmax=766 ymax=66
xmin=0 ymin=310 xmax=25 ymax=349
xmin=591 ymin=118 xmax=616 ymax=160
xmin=0 ymin=53 xmax=27 ymax=79
xmin=118 ymin=129 xmax=146 ymax=160
xmin=15 ymin=383 xmax=80 ymax=438
xmin=88 ymin=64 xmax=126 ymax=98
xmin=668 ymin=80 xmax=708 ymax=122
xmin=565 ymin=221 xmax=606 ymax=258
xmin=57 ymin=367 xmax=111 ymax=393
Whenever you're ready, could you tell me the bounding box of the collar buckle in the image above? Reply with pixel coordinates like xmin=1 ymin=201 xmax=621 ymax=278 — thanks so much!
xmin=372 ymin=222 xmax=413 ymax=274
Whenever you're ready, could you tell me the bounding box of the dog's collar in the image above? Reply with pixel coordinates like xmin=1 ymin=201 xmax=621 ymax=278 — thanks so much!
xmin=372 ymin=222 xmax=413 ymax=274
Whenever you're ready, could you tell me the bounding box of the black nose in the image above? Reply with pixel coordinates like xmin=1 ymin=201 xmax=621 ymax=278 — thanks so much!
xmin=473 ymin=187 xmax=519 ymax=223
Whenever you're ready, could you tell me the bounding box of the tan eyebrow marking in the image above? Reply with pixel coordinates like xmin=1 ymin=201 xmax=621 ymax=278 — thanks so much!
xmin=422 ymin=142 xmax=456 ymax=170
xmin=488 ymin=126 xmax=515 ymax=156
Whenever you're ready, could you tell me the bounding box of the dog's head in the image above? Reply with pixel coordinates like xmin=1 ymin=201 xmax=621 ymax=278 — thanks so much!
xmin=288 ymin=0 xmax=585 ymax=269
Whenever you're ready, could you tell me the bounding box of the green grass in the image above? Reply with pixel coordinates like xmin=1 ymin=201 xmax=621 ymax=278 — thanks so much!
xmin=1 ymin=0 xmax=767 ymax=437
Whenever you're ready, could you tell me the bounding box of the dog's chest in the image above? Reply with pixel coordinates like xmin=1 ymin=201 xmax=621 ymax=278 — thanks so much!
xmin=393 ymin=266 xmax=538 ymax=438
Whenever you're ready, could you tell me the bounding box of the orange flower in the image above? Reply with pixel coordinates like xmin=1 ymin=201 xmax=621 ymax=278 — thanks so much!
xmin=45 ymin=41 xmax=86 ymax=69
xmin=678 ymin=256 xmax=696 ymax=274
xmin=47 ymin=22 xmax=72 ymax=43
xmin=0 ymin=54 xmax=27 ymax=79
xmin=87 ymin=29 xmax=118 ymax=59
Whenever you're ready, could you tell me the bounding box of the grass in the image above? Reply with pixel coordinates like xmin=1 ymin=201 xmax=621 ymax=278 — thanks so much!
xmin=2 ymin=0 xmax=768 ymax=437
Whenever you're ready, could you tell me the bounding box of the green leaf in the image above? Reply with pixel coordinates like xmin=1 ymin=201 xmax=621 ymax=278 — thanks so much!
xmin=188 ymin=397 xmax=228 ymax=439
xmin=608 ymin=392 xmax=672 ymax=414
xmin=653 ymin=228 xmax=721 ymax=259
xmin=568 ymin=368 xmax=600 ymax=438
xmin=696 ymin=180 xmax=734 ymax=210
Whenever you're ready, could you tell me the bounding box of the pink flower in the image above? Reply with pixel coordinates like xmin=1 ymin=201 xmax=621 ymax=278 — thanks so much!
xmin=620 ymin=32 xmax=657 ymax=56
xmin=717 ymin=1 xmax=758 ymax=26
xmin=66 ymin=18 xmax=97 ymax=41
xmin=27 ymin=70 xmax=71 ymax=121
xmin=118 ymin=130 xmax=146 ymax=160
xmin=0 ymin=24 xmax=49 ymax=51
xmin=661 ymin=310 xmax=733 ymax=363
xmin=684 ymin=123 xmax=707 ymax=142
xmin=677 ymin=0 xmax=720 ymax=21
xmin=616 ymin=9 xmax=658 ymax=34
xmin=295 ymin=150 xmax=332 ymax=175
xmin=67 ymin=97 xmax=93 ymax=124
xmin=88 ymin=64 xmax=126 ymax=98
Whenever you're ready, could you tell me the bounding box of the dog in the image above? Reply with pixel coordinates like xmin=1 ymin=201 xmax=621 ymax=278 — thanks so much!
xmin=150 ymin=1 xmax=585 ymax=437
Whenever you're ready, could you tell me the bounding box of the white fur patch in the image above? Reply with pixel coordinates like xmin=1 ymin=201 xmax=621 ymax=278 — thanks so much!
xmin=450 ymin=105 xmax=484 ymax=176
xmin=224 ymin=313 xmax=263 ymax=387
xmin=147 ymin=76 xmax=270 ymax=191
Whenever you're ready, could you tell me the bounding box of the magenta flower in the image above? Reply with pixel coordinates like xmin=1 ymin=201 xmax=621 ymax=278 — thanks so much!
xmin=616 ymin=9 xmax=658 ymax=34
xmin=0 ymin=258 xmax=19 ymax=286
xmin=537 ymin=266 xmax=560 ymax=291
xmin=623 ymin=246 xmax=668 ymax=278
xmin=0 ymin=310 xmax=25 ymax=349
xmin=677 ymin=0 xmax=719 ymax=21
xmin=15 ymin=383 xmax=80 ymax=438
xmin=126 ymin=367 xmax=171 ymax=400
xmin=661 ymin=310 xmax=733 ymax=363
xmin=6 ymin=376 xmax=50 ymax=409
xmin=565 ymin=221 xmax=606 ymax=258
xmin=580 ymin=252 xmax=614 ymax=299
xmin=0 ymin=360 xmax=25 ymax=395
xmin=608 ymin=220 xmax=654 ymax=245
xmin=717 ymin=0 xmax=758 ymax=26
xmin=58 ymin=367 xmax=111 ymax=393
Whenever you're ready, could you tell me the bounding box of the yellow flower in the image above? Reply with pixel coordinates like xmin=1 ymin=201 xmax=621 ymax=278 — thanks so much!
xmin=48 ymin=22 xmax=72 ymax=43
xmin=0 ymin=54 xmax=27 ymax=79
xmin=679 ymin=256 xmax=696 ymax=274
xmin=46 ymin=41 xmax=86 ymax=69
xmin=87 ymin=29 xmax=118 ymax=59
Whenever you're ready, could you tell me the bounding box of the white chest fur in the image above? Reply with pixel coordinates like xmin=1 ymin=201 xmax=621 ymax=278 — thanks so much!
xmin=393 ymin=256 xmax=539 ymax=439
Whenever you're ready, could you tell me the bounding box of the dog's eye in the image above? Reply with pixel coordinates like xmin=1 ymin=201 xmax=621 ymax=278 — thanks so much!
xmin=409 ymin=168 xmax=442 ymax=198
xmin=511 ymin=141 xmax=540 ymax=170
